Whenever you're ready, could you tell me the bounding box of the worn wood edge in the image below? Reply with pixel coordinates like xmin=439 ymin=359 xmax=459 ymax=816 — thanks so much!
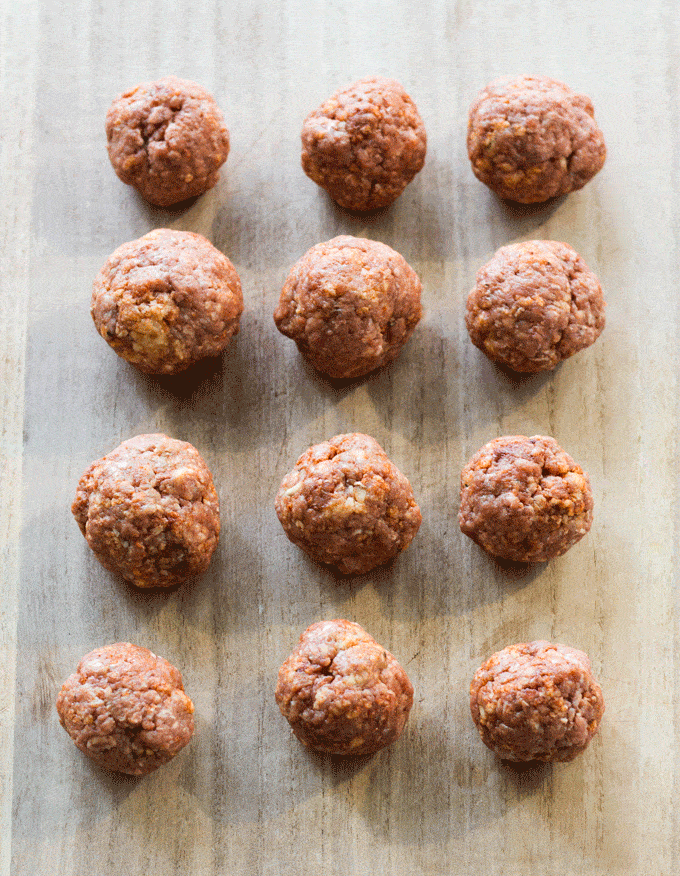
xmin=0 ymin=3 xmax=39 ymax=873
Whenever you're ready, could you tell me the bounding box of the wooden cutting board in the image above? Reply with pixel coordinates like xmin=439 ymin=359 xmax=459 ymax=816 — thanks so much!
xmin=1 ymin=1 xmax=677 ymax=873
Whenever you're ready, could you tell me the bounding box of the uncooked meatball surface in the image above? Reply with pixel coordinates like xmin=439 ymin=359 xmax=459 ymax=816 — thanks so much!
xmin=73 ymin=433 xmax=220 ymax=588
xmin=275 ymin=433 xmax=421 ymax=575
xmin=275 ymin=619 xmax=414 ymax=755
xmin=467 ymin=75 xmax=606 ymax=203
xmin=106 ymin=75 xmax=230 ymax=206
xmin=459 ymin=435 xmax=593 ymax=562
xmin=470 ymin=641 xmax=604 ymax=762
xmin=56 ymin=643 xmax=195 ymax=775
xmin=274 ymin=236 xmax=422 ymax=378
xmin=91 ymin=229 xmax=243 ymax=375
xmin=301 ymin=76 xmax=427 ymax=210
xmin=466 ymin=240 xmax=605 ymax=372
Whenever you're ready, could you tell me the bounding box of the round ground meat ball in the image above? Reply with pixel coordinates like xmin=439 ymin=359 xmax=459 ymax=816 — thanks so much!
xmin=275 ymin=433 xmax=421 ymax=575
xmin=275 ymin=619 xmax=413 ymax=756
xmin=301 ymin=76 xmax=427 ymax=210
xmin=467 ymin=75 xmax=606 ymax=203
xmin=274 ymin=236 xmax=422 ymax=378
xmin=56 ymin=643 xmax=195 ymax=775
xmin=91 ymin=229 xmax=243 ymax=375
xmin=459 ymin=435 xmax=593 ymax=562
xmin=470 ymin=641 xmax=604 ymax=762
xmin=106 ymin=75 xmax=230 ymax=206
xmin=466 ymin=240 xmax=605 ymax=373
xmin=72 ymin=433 xmax=220 ymax=588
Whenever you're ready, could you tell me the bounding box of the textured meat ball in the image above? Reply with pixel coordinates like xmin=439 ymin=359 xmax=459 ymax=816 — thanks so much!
xmin=91 ymin=229 xmax=243 ymax=375
xmin=56 ymin=643 xmax=195 ymax=775
xmin=301 ymin=76 xmax=427 ymax=210
xmin=466 ymin=240 xmax=605 ymax=373
xmin=459 ymin=435 xmax=593 ymax=562
xmin=275 ymin=619 xmax=414 ymax=755
xmin=274 ymin=236 xmax=422 ymax=378
xmin=470 ymin=641 xmax=604 ymax=762
xmin=72 ymin=433 xmax=220 ymax=588
xmin=275 ymin=433 xmax=421 ymax=575
xmin=106 ymin=75 xmax=230 ymax=206
xmin=467 ymin=75 xmax=606 ymax=203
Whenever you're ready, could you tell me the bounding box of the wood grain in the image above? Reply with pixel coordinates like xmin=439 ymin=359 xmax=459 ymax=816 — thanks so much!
xmin=0 ymin=4 xmax=40 ymax=874
xmin=3 ymin=1 xmax=679 ymax=874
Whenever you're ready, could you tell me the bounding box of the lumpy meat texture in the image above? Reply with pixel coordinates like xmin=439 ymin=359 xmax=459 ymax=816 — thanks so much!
xmin=274 ymin=236 xmax=422 ymax=379
xmin=466 ymin=240 xmax=605 ymax=372
xmin=106 ymin=75 xmax=230 ymax=206
xmin=91 ymin=229 xmax=243 ymax=375
xmin=467 ymin=75 xmax=606 ymax=203
xmin=459 ymin=435 xmax=593 ymax=562
xmin=470 ymin=641 xmax=604 ymax=762
xmin=275 ymin=433 xmax=421 ymax=575
xmin=56 ymin=643 xmax=195 ymax=775
xmin=301 ymin=76 xmax=427 ymax=210
xmin=275 ymin=619 xmax=414 ymax=756
xmin=72 ymin=433 xmax=220 ymax=588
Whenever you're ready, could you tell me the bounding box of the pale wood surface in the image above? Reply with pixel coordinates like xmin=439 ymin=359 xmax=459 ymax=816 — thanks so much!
xmin=2 ymin=1 xmax=679 ymax=874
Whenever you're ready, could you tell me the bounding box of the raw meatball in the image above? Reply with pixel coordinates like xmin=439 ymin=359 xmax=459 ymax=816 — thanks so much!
xmin=459 ymin=435 xmax=593 ymax=562
xmin=275 ymin=433 xmax=421 ymax=575
xmin=470 ymin=641 xmax=604 ymax=762
xmin=275 ymin=619 xmax=413 ymax=755
xmin=106 ymin=75 xmax=230 ymax=206
xmin=301 ymin=76 xmax=427 ymax=210
xmin=72 ymin=433 xmax=220 ymax=588
xmin=56 ymin=643 xmax=195 ymax=775
xmin=467 ymin=75 xmax=606 ymax=203
xmin=274 ymin=236 xmax=422 ymax=378
xmin=466 ymin=240 xmax=605 ymax=372
xmin=91 ymin=229 xmax=243 ymax=375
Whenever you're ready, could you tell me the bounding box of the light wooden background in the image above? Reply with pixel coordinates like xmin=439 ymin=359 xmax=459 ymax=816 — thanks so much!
xmin=1 ymin=1 xmax=678 ymax=874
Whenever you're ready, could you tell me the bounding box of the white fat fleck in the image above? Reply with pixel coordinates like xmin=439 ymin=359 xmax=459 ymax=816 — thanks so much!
xmin=313 ymin=687 xmax=332 ymax=709
xmin=171 ymin=466 xmax=193 ymax=481
xmin=284 ymin=480 xmax=304 ymax=496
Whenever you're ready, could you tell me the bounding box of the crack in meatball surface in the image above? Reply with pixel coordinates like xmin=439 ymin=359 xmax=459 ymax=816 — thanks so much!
xmin=106 ymin=75 xmax=230 ymax=206
xmin=470 ymin=641 xmax=604 ymax=762
xmin=275 ymin=433 xmax=421 ymax=574
xmin=459 ymin=435 xmax=593 ymax=562
xmin=276 ymin=619 xmax=414 ymax=756
xmin=467 ymin=75 xmax=606 ymax=203
xmin=301 ymin=76 xmax=426 ymax=210
xmin=92 ymin=229 xmax=243 ymax=375
xmin=72 ymin=433 xmax=220 ymax=588
xmin=274 ymin=236 xmax=422 ymax=379
xmin=466 ymin=240 xmax=605 ymax=373
xmin=56 ymin=643 xmax=195 ymax=775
